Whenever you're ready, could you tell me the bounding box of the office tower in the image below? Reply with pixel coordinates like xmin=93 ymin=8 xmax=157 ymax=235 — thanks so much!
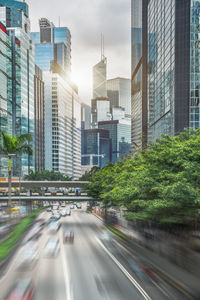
xmin=98 ymin=120 xmax=131 ymax=164
xmin=93 ymin=57 xmax=107 ymax=99
xmin=81 ymin=129 xmax=111 ymax=169
xmin=34 ymin=65 xmax=45 ymax=172
xmin=131 ymin=0 xmax=146 ymax=149
xmin=31 ymin=18 xmax=71 ymax=75
xmin=81 ymin=103 xmax=91 ymax=130
xmin=107 ymin=77 xmax=131 ymax=118
xmin=32 ymin=19 xmax=81 ymax=178
xmin=43 ymin=67 xmax=81 ymax=178
xmin=91 ymin=97 xmax=111 ymax=128
xmin=131 ymin=0 xmax=200 ymax=146
xmin=0 ymin=0 xmax=35 ymax=177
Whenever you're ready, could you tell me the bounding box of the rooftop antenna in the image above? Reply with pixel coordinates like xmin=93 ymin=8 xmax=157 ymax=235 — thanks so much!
xmin=101 ymin=33 xmax=105 ymax=60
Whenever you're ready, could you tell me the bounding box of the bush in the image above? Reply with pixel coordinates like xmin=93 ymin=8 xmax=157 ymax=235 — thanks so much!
xmin=0 ymin=208 xmax=43 ymax=261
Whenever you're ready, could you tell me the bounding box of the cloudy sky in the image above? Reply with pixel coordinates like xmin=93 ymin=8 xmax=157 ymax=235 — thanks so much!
xmin=27 ymin=0 xmax=131 ymax=104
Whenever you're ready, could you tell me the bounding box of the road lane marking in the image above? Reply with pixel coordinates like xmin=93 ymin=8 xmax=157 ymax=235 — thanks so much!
xmin=59 ymin=229 xmax=74 ymax=300
xmin=95 ymin=237 xmax=151 ymax=300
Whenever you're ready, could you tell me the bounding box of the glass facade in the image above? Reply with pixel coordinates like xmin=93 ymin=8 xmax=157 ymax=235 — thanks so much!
xmin=93 ymin=58 xmax=107 ymax=99
xmin=131 ymin=0 xmax=143 ymax=148
xmin=107 ymin=77 xmax=131 ymax=116
xmin=91 ymin=98 xmax=111 ymax=128
xmin=44 ymin=71 xmax=81 ymax=179
xmin=31 ymin=22 xmax=71 ymax=75
xmin=190 ymin=0 xmax=200 ymax=129
xmin=82 ymin=129 xmax=111 ymax=168
xmin=147 ymin=0 xmax=175 ymax=143
xmin=98 ymin=120 xmax=131 ymax=164
xmin=0 ymin=0 xmax=35 ymax=177
xmin=33 ymin=43 xmax=54 ymax=71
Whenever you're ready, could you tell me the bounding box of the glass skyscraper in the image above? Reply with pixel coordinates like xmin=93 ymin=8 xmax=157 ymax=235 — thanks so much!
xmin=131 ymin=0 xmax=146 ymax=149
xmin=0 ymin=0 xmax=34 ymax=177
xmin=131 ymin=0 xmax=200 ymax=146
xmin=93 ymin=57 xmax=107 ymax=99
xmin=32 ymin=18 xmax=81 ymax=178
xmin=107 ymin=77 xmax=131 ymax=117
xmin=82 ymin=129 xmax=111 ymax=168
xmin=31 ymin=18 xmax=71 ymax=75
xmin=98 ymin=120 xmax=131 ymax=164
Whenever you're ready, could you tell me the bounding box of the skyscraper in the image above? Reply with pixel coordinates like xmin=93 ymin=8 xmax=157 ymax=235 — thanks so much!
xmin=91 ymin=97 xmax=111 ymax=128
xmin=131 ymin=0 xmax=147 ymax=150
xmin=0 ymin=0 xmax=35 ymax=177
xmin=93 ymin=57 xmax=107 ymax=99
xmin=32 ymin=18 xmax=81 ymax=178
xmin=31 ymin=18 xmax=71 ymax=75
xmin=82 ymin=128 xmax=111 ymax=168
xmin=131 ymin=0 xmax=200 ymax=146
xmin=34 ymin=65 xmax=45 ymax=172
xmin=107 ymin=77 xmax=131 ymax=118
xmin=98 ymin=119 xmax=131 ymax=164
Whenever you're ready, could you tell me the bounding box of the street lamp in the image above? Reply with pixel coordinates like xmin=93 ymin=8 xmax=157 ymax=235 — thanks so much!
xmin=8 ymin=154 xmax=16 ymax=211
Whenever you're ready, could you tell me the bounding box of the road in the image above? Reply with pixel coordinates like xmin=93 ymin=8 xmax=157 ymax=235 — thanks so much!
xmin=0 ymin=203 xmax=191 ymax=300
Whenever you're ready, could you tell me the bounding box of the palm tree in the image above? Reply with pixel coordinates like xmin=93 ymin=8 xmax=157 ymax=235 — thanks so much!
xmin=0 ymin=132 xmax=33 ymax=209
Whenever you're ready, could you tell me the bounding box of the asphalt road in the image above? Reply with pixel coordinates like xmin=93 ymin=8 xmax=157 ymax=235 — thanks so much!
xmin=0 ymin=203 xmax=191 ymax=300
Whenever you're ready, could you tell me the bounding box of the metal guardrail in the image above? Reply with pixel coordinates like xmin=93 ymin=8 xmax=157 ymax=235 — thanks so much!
xmin=0 ymin=196 xmax=94 ymax=202
xmin=0 ymin=181 xmax=89 ymax=188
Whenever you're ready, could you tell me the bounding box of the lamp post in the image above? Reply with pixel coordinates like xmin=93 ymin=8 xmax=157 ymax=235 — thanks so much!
xmin=8 ymin=154 xmax=16 ymax=211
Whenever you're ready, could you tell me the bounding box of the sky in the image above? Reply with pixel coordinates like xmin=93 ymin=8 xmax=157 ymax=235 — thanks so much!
xmin=27 ymin=0 xmax=131 ymax=105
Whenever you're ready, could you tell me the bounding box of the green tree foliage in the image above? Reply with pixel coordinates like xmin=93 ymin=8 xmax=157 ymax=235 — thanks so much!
xmin=24 ymin=170 xmax=72 ymax=181
xmin=0 ymin=132 xmax=32 ymax=156
xmin=79 ymin=166 xmax=100 ymax=181
xmin=87 ymin=129 xmax=200 ymax=226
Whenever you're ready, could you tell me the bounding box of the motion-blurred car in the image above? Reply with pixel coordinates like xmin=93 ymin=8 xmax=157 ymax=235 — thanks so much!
xmin=44 ymin=238 xmax=60 ymax=257
xmin=76 ymin=203 xmax=82 ymax=209
xmin=60 ymin=210 xmax=67 ymax=217
xmin=49 ymin=215 xmax=57 ymax=223
xmin=61 ymin=202 xmax=65 ymax=207
xmin=47 ymin=222 xmax=60 ymax=234
xmin=52 ymin=213 xmax=60 ymax=220
xmin=4 ymin=278 xmax=34 ymax=300
xmin=66 ymin=210 xmax=71 ymax=216
xmin=63 ymin=230 xmax=74 ymax=243
xmin=70 ymin=205 xmax=74 ymax=209
xmin=46 ymin=207 xmax=51 ymax=212
xmin=18 ymin=244 xmax=38 ymax=269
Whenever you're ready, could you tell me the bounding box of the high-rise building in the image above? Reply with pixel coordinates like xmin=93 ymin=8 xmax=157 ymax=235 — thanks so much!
xmin=32 ymin=19 xmax=81 ymax=178
xmin=131 ymin=0 xmax=200 ymax=146
xmin=93 ymin=57 xmax=107 ymax=99
xmin=131 ymin=0 xmax=147 ymax=149
xmin=31 ymin=18 xmax=71 ymax=75
xmin=107 ymin=77 xmax=131 ymax=117
xmin=0 ymin=21 xmax=19 ymax=177
xmin=98 ymin=120 xmax=131 ymax=164
xmin=0 ymin=0 xmax=35 ymax=177
xmin=91 ymin=97 xmax=111 ymax=128
xmin=81 ymin=129 xmax=111 ymax=168
xmin=81 ymin=103 xmax=91 ymax=130
xmin=34 ymin=65 xmax=44 ymax=172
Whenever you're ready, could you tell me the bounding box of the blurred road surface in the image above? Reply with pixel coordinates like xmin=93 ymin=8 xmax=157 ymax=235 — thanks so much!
xmin=0 ymin=202 xmax=192 ymax=300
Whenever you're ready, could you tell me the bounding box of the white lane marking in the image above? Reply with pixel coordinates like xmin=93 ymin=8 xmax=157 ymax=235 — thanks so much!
xmin=95 ymin=237 xmax=151 ymax=300
xmin=59 ymin=229 xmax=74 ymax=300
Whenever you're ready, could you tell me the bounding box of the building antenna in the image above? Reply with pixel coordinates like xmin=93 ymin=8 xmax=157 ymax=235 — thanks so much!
xmin=101 ymin=33 xmax=105 ymax=60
